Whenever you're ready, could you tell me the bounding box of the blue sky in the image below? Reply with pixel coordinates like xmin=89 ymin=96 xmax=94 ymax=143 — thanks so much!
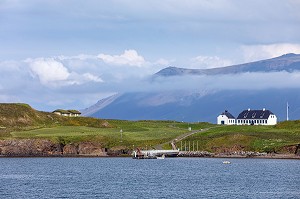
xmin=1 ymin=0 xmax=300 ymax=111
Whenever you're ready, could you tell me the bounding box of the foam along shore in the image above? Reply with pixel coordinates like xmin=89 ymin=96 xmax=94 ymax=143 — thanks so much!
xmin=178 ymin=151 xmax=300 ymax=159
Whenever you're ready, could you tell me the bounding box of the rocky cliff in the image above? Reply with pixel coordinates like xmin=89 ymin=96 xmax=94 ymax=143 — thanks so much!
xmin=0 ymin=139 xmax=107 ymax=157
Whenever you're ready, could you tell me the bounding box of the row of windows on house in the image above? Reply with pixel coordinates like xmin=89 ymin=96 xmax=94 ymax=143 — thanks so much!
xmin=237 ymin=119 xmax=268 ymax=124
xmin=225 ymin=119 xmax=270 ymax=124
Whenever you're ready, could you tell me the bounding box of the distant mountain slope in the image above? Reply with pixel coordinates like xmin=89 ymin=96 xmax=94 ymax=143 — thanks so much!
xmin=86 ymin=89 xmax=300 ymax=123
xmin=155 ymin=53 xmax=300 ymax=76
xmin=81 ymin=93 xmax=121 ymax=116
xmin=83 ymin=54 xmax=300 ymax=123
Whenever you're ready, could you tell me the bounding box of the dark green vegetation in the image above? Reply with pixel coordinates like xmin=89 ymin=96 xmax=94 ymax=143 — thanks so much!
xmin=1 ymin=103 xmax=300 ymax=153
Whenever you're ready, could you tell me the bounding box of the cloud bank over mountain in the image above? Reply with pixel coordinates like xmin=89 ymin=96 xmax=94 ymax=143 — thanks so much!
xmin=1 ymin=50 xmax=300 ymax=112
xmin=1 ymin=0 xmax=300 ymax=113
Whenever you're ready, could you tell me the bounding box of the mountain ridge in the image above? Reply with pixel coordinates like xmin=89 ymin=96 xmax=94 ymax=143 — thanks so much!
xmin=155 ymin=53 xmax=300 ymax=77
xmin=82 ymin=53 xmax=300 ymax=122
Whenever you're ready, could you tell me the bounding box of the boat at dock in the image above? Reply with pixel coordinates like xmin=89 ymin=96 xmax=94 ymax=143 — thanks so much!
xmin=132 ymin=148 xmax=179 ymax=159
xmin=156 ymin=154 xmax=165 ymax=159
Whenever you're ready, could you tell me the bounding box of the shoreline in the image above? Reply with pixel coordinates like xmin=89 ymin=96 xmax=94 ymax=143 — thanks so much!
xmin=1 ymin=154 xmax=299 ymax=160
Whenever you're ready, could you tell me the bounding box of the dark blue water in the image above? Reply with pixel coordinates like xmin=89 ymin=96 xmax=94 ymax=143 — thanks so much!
xmin=0 ymin=158 xmax=299 ymax=199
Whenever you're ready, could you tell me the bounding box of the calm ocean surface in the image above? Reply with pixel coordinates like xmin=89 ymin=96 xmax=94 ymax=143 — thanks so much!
xmin=0 ymin=157 xmax=299 ymax=199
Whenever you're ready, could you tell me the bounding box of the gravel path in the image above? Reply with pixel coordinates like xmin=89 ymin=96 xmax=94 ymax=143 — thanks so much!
xmin=154 ymin=126 xmax=217 ymax=150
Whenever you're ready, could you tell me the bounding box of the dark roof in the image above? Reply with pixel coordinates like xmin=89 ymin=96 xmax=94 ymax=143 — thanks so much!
xmin=53 ymin=109 xmax=81 ymax=114
xmin=221 ymin=110 xmax=235 ymax=119
xmin=53 ymin=109 xmax=69 ymax=114
xmin=68 ymin=110 xmax=81 ymax=114
xmin=237 ymin=109 xmax=274 ymax=120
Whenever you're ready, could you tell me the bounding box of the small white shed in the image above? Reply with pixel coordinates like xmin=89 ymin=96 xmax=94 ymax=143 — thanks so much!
xmin=217 ymin=110 xmax=235 ymax=125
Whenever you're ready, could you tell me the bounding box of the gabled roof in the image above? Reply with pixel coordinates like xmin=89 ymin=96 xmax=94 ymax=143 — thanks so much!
xmin=53 ymin=109 xmax=81 ymax=114
xmin=53 ymin=109 xmax=70 ymax=114
xmin=237 ymin=109 xmax=274 ymax=120
xmin=220 ymin=110 xmax=235 ymax=119
xmin=68 ymin=110 xmax=81 ymax=114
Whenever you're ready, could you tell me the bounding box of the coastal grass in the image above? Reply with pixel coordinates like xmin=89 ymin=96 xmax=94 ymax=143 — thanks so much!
xmin=2 ymin=103 xmax=300 ymax=153
xmin=181 ymin=123 xmax=300 ymax=153
xmin=9 ymin=120 xmax=193 ymax=149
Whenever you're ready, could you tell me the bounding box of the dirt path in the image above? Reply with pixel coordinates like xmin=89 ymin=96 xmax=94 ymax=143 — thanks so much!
xmin=154 ymin=127 xmax=217 ymax=150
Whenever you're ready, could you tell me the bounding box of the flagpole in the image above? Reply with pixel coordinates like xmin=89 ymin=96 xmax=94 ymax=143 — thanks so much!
xmin=287 ymin=102 xmax=289 ymax=121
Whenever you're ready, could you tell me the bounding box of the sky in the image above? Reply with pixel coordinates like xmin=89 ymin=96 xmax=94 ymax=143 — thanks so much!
xmin=1 ymin=0 xmax=300 ymax=111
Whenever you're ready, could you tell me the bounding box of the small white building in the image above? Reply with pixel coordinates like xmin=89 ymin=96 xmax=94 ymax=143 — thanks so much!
xmin=236 ymin=108 xmax=277 ymax=125
xmin=53 ymin=109 xmax=81 ymax=117
xmin=217 ymin=110 xmax=236 ymax=125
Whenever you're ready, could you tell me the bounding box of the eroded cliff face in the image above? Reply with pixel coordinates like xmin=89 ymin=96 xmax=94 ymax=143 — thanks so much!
xmin=63 ymin=142 xmax=107 ymax=156
xmin=0 ymin=139 xmax=107 ymax=157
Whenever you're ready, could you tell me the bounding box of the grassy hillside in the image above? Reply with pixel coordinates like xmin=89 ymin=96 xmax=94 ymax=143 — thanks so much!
xmin=0 ymin=103 xmax=111 ymax=134
xmin=8 ymin=118 xmax=213 ymax=149
xmin=1 ymin=103 xmax=300 ymax=153
xmin=0 ymin=103 xmax=212 ymax=149
xmin=180 ymin=123 xmax=300 ymax=153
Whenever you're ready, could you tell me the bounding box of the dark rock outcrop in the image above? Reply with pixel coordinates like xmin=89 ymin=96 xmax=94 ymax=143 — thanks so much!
xmin=0 ymin=139 xmax=107 ymax=157
xmin=0 ymin=139 xmax=62 ymax=156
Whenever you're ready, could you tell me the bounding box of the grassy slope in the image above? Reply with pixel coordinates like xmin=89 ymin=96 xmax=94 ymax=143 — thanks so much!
xmin=1 ymin=103 xmax=300 ymax=153
xmin=9 ymin=120 xmax=213 ymax=149
xmin=181 ymin=123 xmax=300 ymax=153
xmin=0 ymin=103 xmax=208 ymax=149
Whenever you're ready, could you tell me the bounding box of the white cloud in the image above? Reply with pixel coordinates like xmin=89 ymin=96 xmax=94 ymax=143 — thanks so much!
xmin=97 ymin=49 xmax=146 ymax=67
xmin=149 ymin=71 xmax=300 ymax=92
xmin=241 ymin=43 xmax=300 ymax=62
xmin=83 ymin=73 xmax=103 ymax=83
xmin=26 ymin=58 xmax=70 ymax=85
xmin=25 ymin=57 xmax=103 ymax=87
xmin=57 ymin=54 xmax=97 ymax=61
xmin=190 ymin=56 xmax=232 ymax=69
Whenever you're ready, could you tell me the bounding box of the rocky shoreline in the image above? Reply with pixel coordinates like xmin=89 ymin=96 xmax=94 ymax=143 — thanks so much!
xmin=0 ymin=139 xmax=108 ymax=157
xmin=1 ymin=139 xmax=299 ymax=159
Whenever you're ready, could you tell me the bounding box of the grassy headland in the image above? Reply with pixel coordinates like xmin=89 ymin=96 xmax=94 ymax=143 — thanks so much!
xmin=1 ymin=103 xmax=300 ymax=154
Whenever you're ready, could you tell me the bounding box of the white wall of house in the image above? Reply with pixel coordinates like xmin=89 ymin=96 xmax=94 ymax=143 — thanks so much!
xmin=236 ymin=117 xmax=277 ymax=125
xmin=217 ymin=115 xmax=235 ymax=125
xmin=267 ymin=114 xmax=277 ymax=125
xmin=53 ymin=112 xmax=61 ymax=116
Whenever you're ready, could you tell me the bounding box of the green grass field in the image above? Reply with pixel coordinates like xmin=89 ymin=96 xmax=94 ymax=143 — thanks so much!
xmin=180 ymin=123 xmax=300 ymax=152
xmin=10 ymin=120 xmax=213 ymax=149
xmin=9 ymin=120 xmax=300 ymax=153
xmin=1 ymin=103 xmax=300 ymax=153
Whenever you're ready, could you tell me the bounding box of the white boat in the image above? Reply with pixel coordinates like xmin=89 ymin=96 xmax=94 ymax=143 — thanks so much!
xmin=156 ymin=154 xmax=165 ymax=159
xmin=222 ymin=161 xmax=231 ymax=164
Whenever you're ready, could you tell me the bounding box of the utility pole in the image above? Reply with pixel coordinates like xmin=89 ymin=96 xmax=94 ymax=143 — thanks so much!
xmin=287 ymin=102 xmax=289 ymax=121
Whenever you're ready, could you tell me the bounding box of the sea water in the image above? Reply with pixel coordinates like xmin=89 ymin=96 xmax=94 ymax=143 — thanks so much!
xmin=0 ymin=157 xmax=299 ymax=199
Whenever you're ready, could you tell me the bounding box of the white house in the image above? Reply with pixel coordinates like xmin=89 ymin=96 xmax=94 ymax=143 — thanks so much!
xmin=217 ymin=110 xmax=236 ymax=125
xmin=53 ymin=109 xmax=81 ymax=117
xmin=236 ymin=108 xmax=277 ymax=125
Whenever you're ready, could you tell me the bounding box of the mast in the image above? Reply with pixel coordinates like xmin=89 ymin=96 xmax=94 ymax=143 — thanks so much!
xmin=287 ymin=102 xmax=289 ymax=121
